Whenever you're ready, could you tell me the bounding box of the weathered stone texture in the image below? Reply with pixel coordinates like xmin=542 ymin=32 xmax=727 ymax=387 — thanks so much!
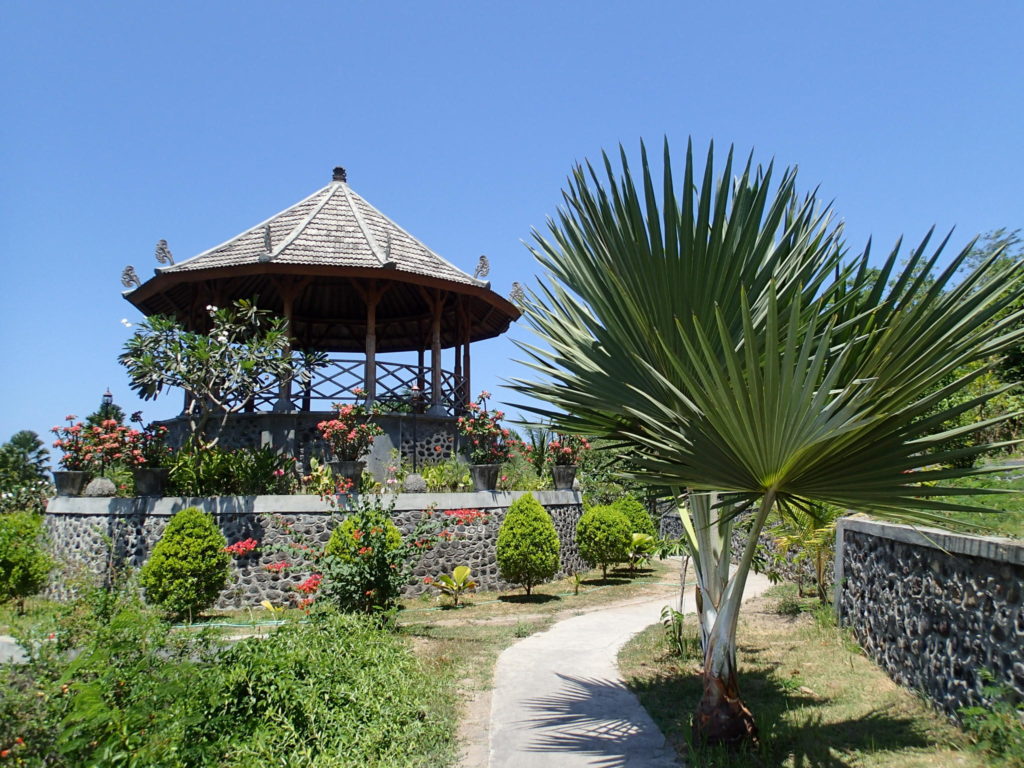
xmin=836 ymin=517 xmax=1024 ymax=718
xmin=45 ymin=491 xmax=583 ymax=609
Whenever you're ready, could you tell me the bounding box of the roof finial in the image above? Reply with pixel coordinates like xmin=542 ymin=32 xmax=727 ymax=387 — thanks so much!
xmin=155 ymin=239 xmax=174 ymax=265
xmin=474 ymin=255 xmax=491 ymax=280
xmin=332 ymin=166 xmax=347 ymax=182
xmin=121 ymin=265 xmax=141 ymax=289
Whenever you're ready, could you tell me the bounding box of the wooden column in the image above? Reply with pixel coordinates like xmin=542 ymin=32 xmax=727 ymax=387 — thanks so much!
xmin=429 ymin=290 xmax=443 ymax=414
xmin=275 ymin=290 xmax=296 ymax=412
xmin=462 ymin=319 xmax=471 ymax=409
xmin=364 ymin=287 xmax=380 ymax=404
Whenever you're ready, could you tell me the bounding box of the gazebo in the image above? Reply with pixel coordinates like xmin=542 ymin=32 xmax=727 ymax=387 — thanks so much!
xmin=121 ymin=167 xmax=521 ymax=471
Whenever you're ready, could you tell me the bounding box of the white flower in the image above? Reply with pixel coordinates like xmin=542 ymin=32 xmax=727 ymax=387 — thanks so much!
xmin=120 ymin=318 xmax=133 ymax=328
xmin=206 ymin=304 xmax=218 ymax=313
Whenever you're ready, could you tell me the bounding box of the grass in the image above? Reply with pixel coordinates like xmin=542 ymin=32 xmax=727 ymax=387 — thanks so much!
xmin=619 ymin=584 xmax=995 ymax=767
xmin=935 ymin=468 xmax=1024 ymax=538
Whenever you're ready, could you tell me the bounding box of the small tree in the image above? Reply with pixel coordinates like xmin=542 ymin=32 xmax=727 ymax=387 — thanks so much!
xmin=119 ymin=299 xmax=324 ymax=446
xmin=495 ymin=493 xmax=560 ymax=594
xmin=576 ymin=505 xmax=632 ymax=578
xmin=139 ymin=506 xmax=230 ymax=619
xmin=0 ymin=511 xmax=52 ymax=613
xmin=612 ymin=495 xmax=657 ymax=538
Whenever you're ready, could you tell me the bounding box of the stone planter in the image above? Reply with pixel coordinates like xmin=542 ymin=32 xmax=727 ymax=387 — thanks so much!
xmin=329 ymin=460 xmax=365 ymax=489
xmin=132 ymin=467 xmax=170 ymax=497
xmin=552 ymin=464 xmax=577 ymax=491
xmin=470 ymin=464 xmax=500 ymax=491
xmin=52 ymin=471 xmax=88 ymax=497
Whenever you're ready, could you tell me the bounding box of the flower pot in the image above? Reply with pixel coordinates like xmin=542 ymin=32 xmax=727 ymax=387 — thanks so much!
xmin=328 ymin=460 xmax=365 ymax=490
xmin=470 ymin=464 xmax=500 ymax=491
xmin=552 ymin=464 xmax=578 ymax=491
xmin=132 ymin=467 xmax=170 ymax=496
xmin=53 ymin=470 xmax=88 ymax=496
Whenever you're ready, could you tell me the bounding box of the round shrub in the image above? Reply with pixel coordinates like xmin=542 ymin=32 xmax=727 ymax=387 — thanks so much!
xmin=576 ymin=505 xmax=632 ymax=577
xmin=495 ymin=493 xmax=560 ymax=595
xmin=139 ymin=506 xmax=230 ymax=619
xmin=612 ymin=495 xmax=657 ymax=537
xmin=0 ymin=511 xmax=52 ymax=611
xmin=325 ymin=514 xmax=403 ymax=562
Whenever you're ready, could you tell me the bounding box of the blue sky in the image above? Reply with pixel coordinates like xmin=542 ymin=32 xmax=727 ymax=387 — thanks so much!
xmin=2 ymin=2 xmax=1022 ymax=455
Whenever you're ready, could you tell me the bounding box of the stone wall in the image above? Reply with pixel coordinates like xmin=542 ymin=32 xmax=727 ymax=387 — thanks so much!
xmin=45 ymin=491 xmax=584 ymax=609
xmin=835 ymin=516 xmax=1024 ymax=718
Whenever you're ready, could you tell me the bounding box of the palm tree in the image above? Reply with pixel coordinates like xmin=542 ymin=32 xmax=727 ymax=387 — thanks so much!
xmin=511 ymin=140 xmax=1024 ymax=746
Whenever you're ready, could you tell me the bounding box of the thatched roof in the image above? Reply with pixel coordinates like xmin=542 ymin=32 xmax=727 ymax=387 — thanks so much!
xmin=124 ymin=168 xmax=520 ymax=352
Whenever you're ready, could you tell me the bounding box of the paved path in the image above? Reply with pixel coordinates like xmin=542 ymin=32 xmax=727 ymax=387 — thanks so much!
xmin=488 ymin=572 xmax=772 ymax=768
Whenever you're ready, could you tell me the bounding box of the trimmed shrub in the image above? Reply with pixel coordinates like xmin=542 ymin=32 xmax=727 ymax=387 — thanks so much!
xmin=139 ymin=506 xmax=230 ymax=619
xmin=576 ymin=505 xmax=632 ymax=577
xmin=0 ymin=511 xmax=52 ymax=611
xmin=495 ymin=493 xmax=560 ymax=594
xmin=612 ymin=495 xmax=657 ymax=537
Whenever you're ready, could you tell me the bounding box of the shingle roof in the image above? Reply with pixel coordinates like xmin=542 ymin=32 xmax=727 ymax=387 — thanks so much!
xmin=159 ymin=168 xmax=483 ymax=288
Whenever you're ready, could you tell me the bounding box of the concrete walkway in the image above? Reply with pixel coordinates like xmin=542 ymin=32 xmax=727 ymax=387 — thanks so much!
xmin=488 ymin=572 xmax=772 ymax=768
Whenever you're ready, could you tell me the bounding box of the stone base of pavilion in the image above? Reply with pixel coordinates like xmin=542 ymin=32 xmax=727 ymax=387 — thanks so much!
xmin=162 ymin=411 xmax=467 ymax=479
xmin=45 ymin=491 xmax=585 ymax=608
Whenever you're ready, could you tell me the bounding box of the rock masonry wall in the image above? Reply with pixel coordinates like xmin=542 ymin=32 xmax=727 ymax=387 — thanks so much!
xmin=45 ymin=491 xmax=583 ymax=609
xmin=835 ymin=516 xmax=1024 ymax=718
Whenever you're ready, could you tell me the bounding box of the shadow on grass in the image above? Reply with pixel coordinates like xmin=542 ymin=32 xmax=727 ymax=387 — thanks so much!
xmin=628 ymin=657 xmax=942 ymax=768
xmin=581 ymin=577 xmax=632 ymax=587
xmin=499 ymin=593 xmax=562 ymax=605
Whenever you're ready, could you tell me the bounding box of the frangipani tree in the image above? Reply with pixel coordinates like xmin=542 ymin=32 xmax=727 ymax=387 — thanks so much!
xmin=511 ymin=140 xmax=1024 ymax=746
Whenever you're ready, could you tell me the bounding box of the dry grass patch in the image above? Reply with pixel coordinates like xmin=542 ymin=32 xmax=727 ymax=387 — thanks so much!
xmin=620 ymin=585 xmax=992 ymax=767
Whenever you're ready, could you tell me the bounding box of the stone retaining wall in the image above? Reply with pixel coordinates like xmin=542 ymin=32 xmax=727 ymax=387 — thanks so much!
xmin=835 ymin=516 xmax=1024 ymax=718
xmin=45 ymin=491 xmax=584 ymax=609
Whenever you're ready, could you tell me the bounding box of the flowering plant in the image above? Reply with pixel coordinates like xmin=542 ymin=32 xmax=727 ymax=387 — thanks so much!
xmin=457 ymin=392 xmax=512 ymax=465
xmin=130 ymin=411 xmax=172 ymax=467
xmin=547 ymin=433 xmax=591 ymax=466
xmin=224 ymin=538 xmax=259 ymax=556
xmin=51 ymin=415 xmax=89 ymax=471
xmin=317 ymin=391 xmax=384 ymax=461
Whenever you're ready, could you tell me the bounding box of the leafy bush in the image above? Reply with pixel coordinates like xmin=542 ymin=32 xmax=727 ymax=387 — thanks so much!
xmin=0 ymin=477 xmax=52 ymax=515
xmin=167 ymin=445 xmax=296 ymax=496
xmin=139 ymin=506 xmax=230 ymax=618
xmin=325 ymin=513 xmax=403 ymax=561
xmin=576 ymin=505 xmax=632 ymax=577
xmin=959 ymin=670 xmax=1024 ymax=765
xmin=0 ymin=511 xmax=52 ymax=611
xmin=612 ymin=495 xmax=657 ymax=537
xmin=421 ymin=457 xmax=470 ymax=492
xmin=1 ymin=597 xmax=455 ymax=767
xmin=495 ymin=493 xmax=560 ymax=594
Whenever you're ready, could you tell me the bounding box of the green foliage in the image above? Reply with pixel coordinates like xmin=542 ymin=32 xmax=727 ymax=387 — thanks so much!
xmin=612 ymin=495 xmax=657 ymax=537
xmin=0 ymin=477 xmax=52 ymax=515
xmin=428 ymin=565 xmax=477 ymax=607
xmin=627 ymin=532 xmax=657 ymax=572
xmin=316 ymin=496 xmax=440 ymax=614
xmin=119 ymin=299 xmax=325 ymax=445
xmin=660 ymin=605 xmax=701 ymax=660
xmin=421 ymin=457 xmax=471 ymax=492
xmin=495 ymin=493 xmax=560 ymax=594
xmin=576 ymin=505 xmax=632 ymax=577
xmin=0 ymin=511 xmax=52 ymax=611
xmin=0 ymin=430 xmax=49 ymax=487
xmin=959 ymin=670 xmax=1024 ymax=765
xmin=139 ymin=506 xmax=230 ymax=619
xmin=167 ymin=445 xmax=296 ymax=496
xmin=497 ymin=452 xmax=549 ymax=492
xmin=0 ymin=593 xmax=454 ymax=767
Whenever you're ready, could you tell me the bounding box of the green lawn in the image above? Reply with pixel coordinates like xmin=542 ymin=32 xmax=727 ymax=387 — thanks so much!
xmin=934 ymin=467 xmax=1024 ymax=538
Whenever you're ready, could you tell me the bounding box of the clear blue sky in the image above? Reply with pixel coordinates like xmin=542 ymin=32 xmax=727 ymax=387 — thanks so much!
xmin=2 ymin=2 xmax=1021 ymax=458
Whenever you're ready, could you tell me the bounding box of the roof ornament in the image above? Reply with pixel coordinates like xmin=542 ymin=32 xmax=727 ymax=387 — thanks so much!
xmin=509 ymin=282 xmax=525 ymax=305
xmin=382 ymin=232 xmax=396 ymax=268
xmin=259 ymin=225 xmax=273 ymax=262
xmin=121 ymin=265 xmax=142 ymax=289
xmin=154 ymin=239 xmax=174 ymax=265
xmin=332 ymin=166 xmax=347 ymax=182
xmin=473 ymin=255 xmax=490 ymax=280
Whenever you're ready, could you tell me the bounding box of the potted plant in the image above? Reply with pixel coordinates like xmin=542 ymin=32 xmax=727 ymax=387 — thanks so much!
xmin=317 ymin=389 xmax=384 ymax=487
xmin=547 ymin=433 xmax=591 ymax=490
xmin=50 ymin=415 xmax=90 ymax=495
xmin=457 ymin=392 xmax=512 ymax=491
xmin=128 ymin=413 xmax=172 ymax=496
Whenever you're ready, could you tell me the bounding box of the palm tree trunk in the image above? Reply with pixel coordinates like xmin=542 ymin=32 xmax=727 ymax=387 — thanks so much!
xmin=692 ymin=490 xmax=776 ymax=747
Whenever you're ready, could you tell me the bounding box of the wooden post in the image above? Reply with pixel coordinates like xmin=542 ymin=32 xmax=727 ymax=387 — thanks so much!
xmin=364 ymin=286 xmax=380 ymax=404
xmin=463 ymin=326 xmax=471 ymax=408
xmin=276 ymin=289 xmax=296 ymax=412
xmin=430 ymin=290 xmax=443 ymax=414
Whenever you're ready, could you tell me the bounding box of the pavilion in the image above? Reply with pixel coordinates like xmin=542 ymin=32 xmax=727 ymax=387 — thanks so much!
xmin=121 ymin=167 xmax=520 ymax=471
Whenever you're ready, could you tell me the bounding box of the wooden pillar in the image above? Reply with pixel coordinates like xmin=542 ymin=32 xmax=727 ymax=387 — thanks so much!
xmin=430 ymin=290 xmax=443 ymax=414
xmin=364 ymin=287 xmax=380 ymax=404
xmin=462 ymin=321 xmax=471 ymax=408
xmin=276 ymin=289 xmax=296 ymax=412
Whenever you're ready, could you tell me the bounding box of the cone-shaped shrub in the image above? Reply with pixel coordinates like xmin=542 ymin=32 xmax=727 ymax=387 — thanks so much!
xmin=495 ymin=493 xmax=560 ymax=595
xmin=612 ymin=495 xmax=657 ymax=537
xmin=0 ymin=511 xmax=51 ymax=612
xmin=576 ymin=505 xmax=631 ymax=577
xmin=140 ymin=506 xmax=230 ymax=619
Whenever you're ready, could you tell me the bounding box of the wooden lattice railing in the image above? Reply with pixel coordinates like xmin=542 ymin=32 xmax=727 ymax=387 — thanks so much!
xmin=236 ymin=358 xmax=462 ymax=414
